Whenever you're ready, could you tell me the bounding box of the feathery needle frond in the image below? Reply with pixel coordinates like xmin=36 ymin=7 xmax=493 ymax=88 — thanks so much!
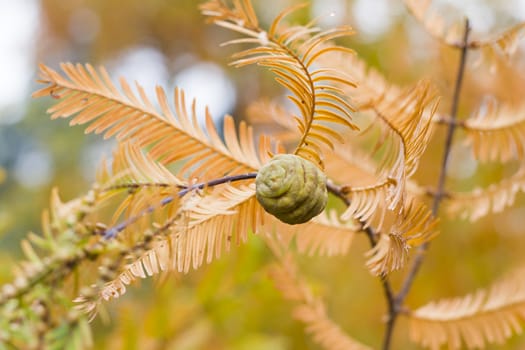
xmin=463 ymin=98 xmax=525 ymax=162
xmin=409 ymin=267 xmax=525 ymax=349
xmin=365 ymin=201 xmax=438 ymax=276
xmin=33 ymin=63 xmax=268 ymax=181
xmin=201 ymin=0 xmax=357 ymax=167
xmin=336 ymin=82 xmax=438 ymax=230
xmin=317 ymin=50 xmax=401 ymax=110
xmin=266 ymin=251 xmax=372 ymax=350
xmin=79 ymin=184 xmax=262 ymax=313
xmin=469 ymin=22 xmax=525 ymax=58
xmin=340 ymin=179 xmax=394 ymax=231
xmin=403 ymin=0 xmax=465 ymax=47
xmin=107 ymin=142 xmax=186 ymax=188
xmin=446 ymin=166 xmax=525 ymax=221
xmin=404 ymin=0 xmax=525 ymax=59
xmin=367 ymin=81 xmax=439 ymax=212
xmin=264 ymin=210 xmax=359 ymax=257
xmin=93 ymin=143 xmax=187 ymax=233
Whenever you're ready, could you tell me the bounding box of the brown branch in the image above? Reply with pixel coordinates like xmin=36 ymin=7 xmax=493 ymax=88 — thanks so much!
xmin=326 ymin=181 xmax=380 ymax=244
xmin=381 ymin=19 xmax=471 ymax=350
xmin=102 ymin=172 xmax=258 ymax=239
xmin=423 ymin=186 xmax=452 ymax=199
xmin=102 ymin=183 xmax=180 ymax=193
xmin=434 ymin=113 xmax=466 ymax=127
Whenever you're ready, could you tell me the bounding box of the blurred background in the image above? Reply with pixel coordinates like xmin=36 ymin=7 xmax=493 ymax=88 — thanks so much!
xmin=1 ymin=0 xmax=525 ymax=348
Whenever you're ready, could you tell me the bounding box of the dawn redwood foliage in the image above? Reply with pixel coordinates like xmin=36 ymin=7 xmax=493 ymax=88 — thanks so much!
xmin=2 ymin=1 xmax=525 ymax=349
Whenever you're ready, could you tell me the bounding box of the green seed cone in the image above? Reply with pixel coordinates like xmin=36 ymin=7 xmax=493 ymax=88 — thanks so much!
xmin=255 ymin=154 xmax=327 ymax=225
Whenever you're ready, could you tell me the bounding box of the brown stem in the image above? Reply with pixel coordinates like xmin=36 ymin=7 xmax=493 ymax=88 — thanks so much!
xmin=326 ymin=181 xmax=380 ymax=245
xmin=102 ymin=172 xmax=258 ymax=239
xmin=381 ymin=19 xmax=471 ymax=350
xmin=434 ymin=114 xmax=466 ymax=127
xmin=102 ymin=183 xmax=179 ymax=192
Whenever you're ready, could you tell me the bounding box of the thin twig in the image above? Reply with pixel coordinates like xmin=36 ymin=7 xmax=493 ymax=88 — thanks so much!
xmin=102 ymin=172 xmax=258 ymax=239
xmin=434 ymin=114 xmax=466 ymax=127
xmin=102 ymin=183 xmax=178 ymax=192
xmin=423 ymin=186 xmax=452 ymax=199
xmin=381 ymin=19 xmax=471 ymax=350
xmin=326 ymin=181 xmax=380 ymax=244
xmin=398 ymin=18 xmax=471 ymax=300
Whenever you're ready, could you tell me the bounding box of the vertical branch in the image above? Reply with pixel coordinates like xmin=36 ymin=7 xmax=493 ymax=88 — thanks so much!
xmin=381 ymin=19 xmax=471 ymax=350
